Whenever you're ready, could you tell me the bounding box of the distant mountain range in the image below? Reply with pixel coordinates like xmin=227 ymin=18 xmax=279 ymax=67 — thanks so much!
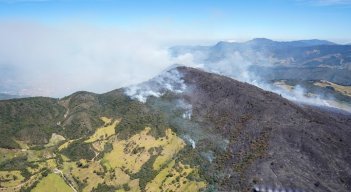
xmin=219 ymin=38 xmax=337 ymax=48
xmin=0 ymin=67 xmax=350 ymax=192
xmin=0 ymin=38 xmax=350 ymax=192
xmin=171 ymin=38 xmax=351 ymax=85
xmin=0 ymin=93 xmax=26 ymax=100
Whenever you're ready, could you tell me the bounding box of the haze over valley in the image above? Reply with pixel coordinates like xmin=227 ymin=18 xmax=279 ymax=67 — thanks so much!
xmin=0 ymin=1 xmax=351 ymax=192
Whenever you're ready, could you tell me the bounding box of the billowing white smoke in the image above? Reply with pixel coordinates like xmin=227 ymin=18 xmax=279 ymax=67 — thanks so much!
xmin=182 ymin=109 xmax=192 ymax=120
xmin=206 ymin=51 xmax=254 ymax=83
xmin=269 ymin=84 xmax=331 ymax=106
xmin=0 ymin=21 xmax=195 ymax=97
xmin=171 ymin=46 xmax=351 ymax=112
xmin=200 ymin=151 xmax=215 ymax=163
xmin=258 ymin=82 xmax=351 ymax=110
xmin=124 ymin=68 xmax=186 ymax=103
xmin=183 ymin=135 xmax=196 ymax=149
xmin=176 ymin=99 xmax=193 ymax=120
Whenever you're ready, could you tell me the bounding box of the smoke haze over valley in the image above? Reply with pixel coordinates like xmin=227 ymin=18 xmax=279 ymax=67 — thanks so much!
xmin=1 ymin=1 xmax=351 ymax=192
xmin=0 ymin=22 xmax=179 ymax=97
xmin=1 ymin=22 xmax=351 ymax=112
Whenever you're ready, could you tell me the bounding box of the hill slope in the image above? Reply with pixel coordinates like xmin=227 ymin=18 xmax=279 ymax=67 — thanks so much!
xmin=0 ymin=67 xmax=350 ymax=192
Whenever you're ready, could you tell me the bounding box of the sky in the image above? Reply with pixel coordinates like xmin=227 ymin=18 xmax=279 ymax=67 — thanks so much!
xmin=0 ymin=0 xmax=350 ymax=97
xmin=1 ymin=0 xmax=351 ymax=42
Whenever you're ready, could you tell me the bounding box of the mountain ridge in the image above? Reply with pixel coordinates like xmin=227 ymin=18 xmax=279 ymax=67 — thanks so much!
xmin=0 ymin=93 xmax=27 ymax=100
xmin=0 ymin=66 xmax=351 ymax=191
xmin=215 ymin=38 xmax=336 ymax=48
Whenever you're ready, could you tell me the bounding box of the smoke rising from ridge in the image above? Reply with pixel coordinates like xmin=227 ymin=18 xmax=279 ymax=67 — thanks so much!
xmin=170 ymin=43 xmax=351 ymax=112
xmin=1 ymin=21 xmax=350 ymax=112
xmin=124 ymin=68 xmax=186 ymax=103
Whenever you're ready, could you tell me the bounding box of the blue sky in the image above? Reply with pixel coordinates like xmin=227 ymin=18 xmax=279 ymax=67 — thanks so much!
xmin=0 ymin=0 xmax=351 ymax=42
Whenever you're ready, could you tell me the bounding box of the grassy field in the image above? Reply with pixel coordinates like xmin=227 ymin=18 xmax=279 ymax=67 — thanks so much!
xmin=13 ymin=139 xmax=29 ymax=150
xmin=0 ymin=116 xmax=207 ymax=192
xmin=26 ymin=147 xmax=56 ymax=162
xmin=0 ymin=148 xmax=26 ymax=165
xmin=104 ymin=168 xmax=140 ymax=192
xmin=103 ymin=127 xmax=185 ymax=174
xmin=45 ymin=133 xmax=66 ymax=147
xmin=146 ymin=160 xmax=206 ymax=192
xmin=314 ymin=80 xmax=351 ymax=97
xmin=69 ymin=161 xmax=104 ymax=192
xmin=152 ymin=129 xmax=185 ymax=171
xmin=102 ymin=126 xmax=205 ymax=191
xmin=0 ymin=171 xmax=44 ymax=192
xmin=32 ymin=173 xmax=73 ymax=192
xmin=85 ymin=117 xmax=120 ymax=143
xmin=58 ymin=139 xmax=77 ymax=151
xmin=273 ymin=80 xmax=294 ymax=91
xmin=0 ymin=170 xmax=25 ymax=188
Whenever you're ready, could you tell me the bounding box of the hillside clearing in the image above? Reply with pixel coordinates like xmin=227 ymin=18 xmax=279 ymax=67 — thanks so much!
xmin=31 ymin=173 xmax=73 ymax=192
